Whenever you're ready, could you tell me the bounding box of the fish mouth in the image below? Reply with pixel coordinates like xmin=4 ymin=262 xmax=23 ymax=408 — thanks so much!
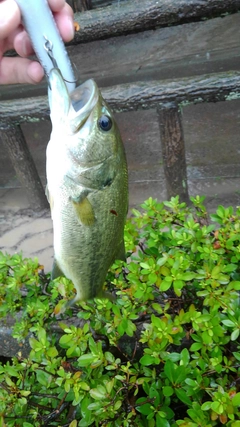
xmin=48 ymin=68 xmax=99 ymax=131
xmin=70 ymin=79 xmax=98 ymax=114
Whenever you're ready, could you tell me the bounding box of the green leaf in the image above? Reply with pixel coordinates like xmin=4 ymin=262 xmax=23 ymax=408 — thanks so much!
xmin=87 ymin=402 xmax=102 ymax=411
xmin=211 ymin=401 xmax=223 ymax=414
xmin=181 ymin=272 xmax=195 ymax=281
xmin=190 ymin=342 xmax=202 ymax=352
xmin=105 ymin=379 xmax=115 ymax=394
xmin=162 ymin=386 xmax=174 ymax=397
xmin=148 ymin=272 xmax=158 ymax=283
xmin=125 ymin=319 xmax=136 ymax=337
xmin=140 ymin=355 xmax=156 ymax=366
xmin=218 ymin=274 xmax=230 ymax=284
xmin=157 ymin=257 xmax=167 ymax=266
xmin=167 ymin=352 xmax=181 ymax=362
xmin=29 ymin=337 xmax=40 ymax=351
xmin=4 ymin=366 xmax=19 ymax=377
xmin=231 ymin=329 xmax=240 ymax=341
xmin=173 ymin=280 xmax=184 ymax=296
xmin=185 ymin=378 xmax=197 ymax=387
xmin=47 ymin=346 xmax=58 ymax=357
xmin=211 ymin=266 xmax=221 ymax=278
xmin=164 ymin=360 xmax=174 ymax=382
xmin=78 ymin=354 xmax=96 ymax=367
xmin=59 ymin=334 xmax=73 ymax=345
xmin=175 ymin=388 xmax=192 ymax=406
xmin=180 ymin=348 xmax=190 ymax=367
xmin=222 ymin=264 xmax=237 ymax=273
xmin=201 ymin=401 xmax=212 ymax=411
xmin=114 ymin=400 xmax=122 ymax=411
xmin=136 ymin=402 xmax=152 ymax=415
xmin=232 ymin=281 xmax=240 ymax=290
xmin=36 ymin=370 xmax=52 ymax=388
xmin=216 ymin=205 xmax=225 ymax=218
xmin=156 ymin=415 xmax=170 ymax=427
xmin=118 ymin=318 xmax=129 ymax=336
xmin=5 ymin=376 xmax=15 ymax=387
xmin=175 ymin=367 xmax=187 ymax=385
xmin=160 ymin=280 xmax=172 ymax=292
xmin=20 ymin=390 xmax=31 ymax=397
xmin=160 ymin=266 xmax=170 ymax=276
xmin=232 ymin=392 xmax=240 ymax=406
xmin=149 ymin=387 xmax=160 ymax=406
xmin=80 ymin=382 xmax=90 ymax=391
xmin=222 ymin=319 xmax=235 ymax=327
xmin=140 ymin=262 xmax=151 ymax=270
xmin=105 ymin=352 xmax=115 ymax=363
xmin=233 ymin=352 xmax=240 ymax=361
xmin=38 ymin=327 xmax=47 ymax=345
xmin=89 ymin=385 xmax=107 ymax=400
xmin=67 ymin=345 xmax=81 ymax=358
xmin=152 ymin=303 xmax=163 ymax=314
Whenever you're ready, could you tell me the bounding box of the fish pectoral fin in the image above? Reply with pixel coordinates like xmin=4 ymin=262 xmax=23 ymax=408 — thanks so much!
xmin=71 ymin=195 xmax=95 ymax=226
xmin=51 ymin=258 xmax=65 ymax=280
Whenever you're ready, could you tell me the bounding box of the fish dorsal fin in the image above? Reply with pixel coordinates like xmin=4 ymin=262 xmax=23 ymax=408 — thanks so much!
xmin=71 ymin=195 xmax=95 ymax=226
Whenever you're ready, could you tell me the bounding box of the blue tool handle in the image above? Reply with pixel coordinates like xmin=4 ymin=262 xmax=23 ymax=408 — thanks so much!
xmin=15 ymin=0 xmax=76 ymax=92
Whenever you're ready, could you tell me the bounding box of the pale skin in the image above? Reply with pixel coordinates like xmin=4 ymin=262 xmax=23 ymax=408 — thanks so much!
xmin=0 ymin=0 xmax=74 ymax=84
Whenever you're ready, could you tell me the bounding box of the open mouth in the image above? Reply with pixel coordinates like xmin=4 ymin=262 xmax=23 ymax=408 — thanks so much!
xmin=70 ymin=79 xmax=98 ymax=113
xmin=48 ymin=69 xmax=99 ymax=127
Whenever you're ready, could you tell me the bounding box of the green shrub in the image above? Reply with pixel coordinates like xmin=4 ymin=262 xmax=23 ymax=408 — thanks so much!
xmin=0 ymin=195 xmax=240 ymax=427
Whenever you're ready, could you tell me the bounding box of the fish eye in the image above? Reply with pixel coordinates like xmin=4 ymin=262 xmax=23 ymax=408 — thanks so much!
xmin=98 ymin=115 xmax=112 ymax=131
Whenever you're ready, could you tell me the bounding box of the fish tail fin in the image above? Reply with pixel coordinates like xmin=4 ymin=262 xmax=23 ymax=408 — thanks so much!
xmin=51 ymin=258 xmax=65 ymax=280
xmin=53 ymin=292 xmax=81 ymax=316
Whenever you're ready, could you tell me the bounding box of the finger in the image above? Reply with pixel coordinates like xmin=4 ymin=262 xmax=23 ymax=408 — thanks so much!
xmin=13 ymin=3 xmax=74 ymax=51
xmin=13 ymin=10 xmax=74 ymax=58
xmin=13 ymin=29 xmax=34 ymax=57
xmin=48 ymin=0 xmax=65 ymax=12
xmin=54 ymin=3 xmax=75 ymax=42
xmin=0 ymin=57 xmax=44 ymax=84
xmin=0 ymin=0 xmax=21 ymax=39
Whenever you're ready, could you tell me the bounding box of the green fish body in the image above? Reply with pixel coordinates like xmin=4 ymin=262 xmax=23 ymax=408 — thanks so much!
xmin=46 ymin=69 xmax=128 ymax=303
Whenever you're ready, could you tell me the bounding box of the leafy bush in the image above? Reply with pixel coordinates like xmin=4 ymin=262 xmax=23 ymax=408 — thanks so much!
xmin=0 ymin=196 xmax=240 ymax=427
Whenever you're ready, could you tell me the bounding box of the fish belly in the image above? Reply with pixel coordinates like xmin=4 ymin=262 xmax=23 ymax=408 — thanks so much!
xmin=52 ymin=175 xmax=127 ymax=301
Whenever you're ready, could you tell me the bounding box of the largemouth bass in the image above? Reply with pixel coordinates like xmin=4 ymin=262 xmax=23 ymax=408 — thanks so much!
xmin=46 ymin=68 xmax=128 ymax=304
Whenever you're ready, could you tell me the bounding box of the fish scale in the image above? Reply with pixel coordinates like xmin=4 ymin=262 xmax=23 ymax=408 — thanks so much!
xmin=46 ymin=69 xmax=128 ymax=306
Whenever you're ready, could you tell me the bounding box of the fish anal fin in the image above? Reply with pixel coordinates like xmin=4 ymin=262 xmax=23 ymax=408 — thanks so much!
xmin=51 ymin=258 xmax=65 ymax=280
xmin=71 ymin=196 xmax=95 ymax=226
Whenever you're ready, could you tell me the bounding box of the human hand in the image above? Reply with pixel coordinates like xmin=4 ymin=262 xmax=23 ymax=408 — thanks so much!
xmin=0 ymin=0 xmax=74 ymax=85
